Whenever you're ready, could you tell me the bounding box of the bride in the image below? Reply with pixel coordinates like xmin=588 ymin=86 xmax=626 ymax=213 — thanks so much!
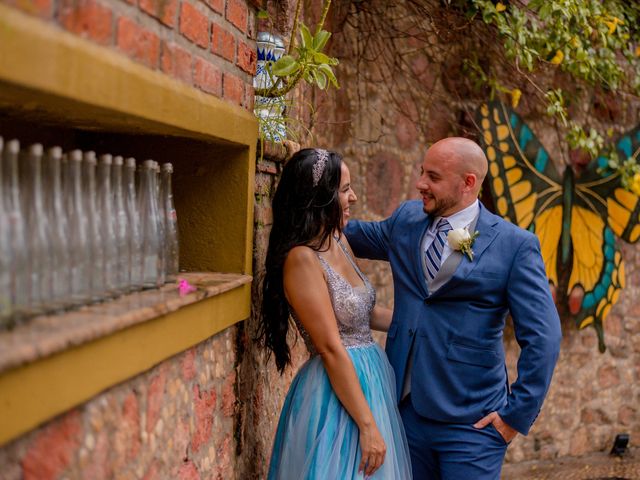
xmin=258 ymin=148 xmax=412 ymax=479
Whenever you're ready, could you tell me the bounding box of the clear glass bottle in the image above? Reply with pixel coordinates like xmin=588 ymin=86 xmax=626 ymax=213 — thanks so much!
xmin=3 ymin=139 xmax=29 ymax=321
xmin=139 ymin=159 xmax=161 ymax=288
xmin=112 ymin=156 xmax=130 ymax=294
xmin=21 ymin=144 xmax=53 ymax=315
xmin=125 ymin=157 xmax=143 ymax=291
xmin=83 ymin=151 xmax=105 ymax=302
xmin=44 ymin=146 xmax=71 ymax=311
xmin=154 ymin=162 xmax=166 ymax=286
xmin=98 ymin=154 xmax=118 ymax=298
xmin=160 ymin=163 xmax=179 ymax=282
xmin=65 ymin=150 xmax=91 ymax=306
xmin=0 ymin=138 xmax=13 ymax=326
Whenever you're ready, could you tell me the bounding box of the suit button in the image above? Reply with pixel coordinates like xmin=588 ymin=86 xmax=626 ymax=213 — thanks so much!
xmin=409 ymin=329 xmax=414 ymax=337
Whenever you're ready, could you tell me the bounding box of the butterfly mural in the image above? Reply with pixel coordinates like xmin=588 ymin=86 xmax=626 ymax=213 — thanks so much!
xmin=477 ymin=101 xmax=640 ymax=352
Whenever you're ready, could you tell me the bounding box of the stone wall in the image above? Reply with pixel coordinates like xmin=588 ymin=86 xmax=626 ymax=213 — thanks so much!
xmin=242 ymin=2 xmax=640 ymax=472
xmin=301 ymin=0 xmax=640 ymax=465
xmin=0 ymin=328 xmax=239 ymax=479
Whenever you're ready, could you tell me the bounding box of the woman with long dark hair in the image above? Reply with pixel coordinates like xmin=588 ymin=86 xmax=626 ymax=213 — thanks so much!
xmin=258 ymin=148 xmax=411 ymax=479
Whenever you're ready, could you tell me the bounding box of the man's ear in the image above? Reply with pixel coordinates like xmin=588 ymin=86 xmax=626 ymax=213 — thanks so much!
xmin=463 ymin=173 xmax=477 ymax=192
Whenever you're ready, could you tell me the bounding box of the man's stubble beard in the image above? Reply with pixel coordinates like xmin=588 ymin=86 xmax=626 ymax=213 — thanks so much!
xmin=423 ymin=195 xmax=459 ymax=218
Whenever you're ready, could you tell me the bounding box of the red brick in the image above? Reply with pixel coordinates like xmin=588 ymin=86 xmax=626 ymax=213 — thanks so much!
xmin=215 ymin=434 xmax=232 ymax=478
xmin=226 ymin=0 xmax=247 ymax=33
xmin=191 ymin=384 xmax=217 ymax=452
xmin=146 ymin=367 xmax=167 ymax=434
xmin=121 ymin=392 xmax=141 ymax=458
xmin=83 ymin=430 xmax=112 ymax=479
xmin=180 ymin=346 xmax=197 ymax=381
xmin=223 ymin=72 xmax=244 ymax=106
xmin=58 ymin=0 xmax=113 ymax=45
xmin=237 ymin=39 xmax=256 ymax=75
xmin=244 ymin=83 xmax=255 ymax=110
xmin=211 ymin=23 xmax=235 ymax=62
xmin=221 ymin=370 xmax=236 ymax=416
xmin=7 ymin=0 xmax=53 ymax=18
xmin=193 ymin=58 xmax=222 ymax=96
xmin=139 ymin=0 xmax=178 ymax=27
xmin=178 ymin=460 xmax=201 ymax=480
xmin=116 ymin=17 xmax=160 ymax=68
xmin=161 ymin=41 xmax=193 ymax=83
xmin=142 ymin=462 xmax=160 ymax=480
xmin=22 ymin=411 xmax=82 ymax=480
xmin=179 ymin=2 xmax=209 ymax=49
xmin=203 ymin=0 xmax=223 ymax=14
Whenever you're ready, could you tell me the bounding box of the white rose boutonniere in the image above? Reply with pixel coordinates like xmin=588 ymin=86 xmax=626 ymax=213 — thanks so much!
xmin=447 ymin=227 xmax=480 ymax=261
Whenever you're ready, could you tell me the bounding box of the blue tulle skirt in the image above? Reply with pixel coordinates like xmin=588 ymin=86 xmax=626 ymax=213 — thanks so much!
xmin=268 ymin=343 xmax=413 ymax=479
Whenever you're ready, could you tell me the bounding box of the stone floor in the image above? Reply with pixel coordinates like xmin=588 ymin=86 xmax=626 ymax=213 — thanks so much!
xmin=502 ymin=448 xmax=640 ymax=479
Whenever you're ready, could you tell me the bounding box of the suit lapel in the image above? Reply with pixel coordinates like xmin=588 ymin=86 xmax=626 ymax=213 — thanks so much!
xmin=413 ymin=215 xmax=433 ymax=297
xmin=428 ymin=205 xmax=500 ymax=298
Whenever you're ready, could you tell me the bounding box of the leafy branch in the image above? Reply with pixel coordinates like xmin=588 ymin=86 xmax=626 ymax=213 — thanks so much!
xmin=254 ymin=0 xmax=339 ymax=98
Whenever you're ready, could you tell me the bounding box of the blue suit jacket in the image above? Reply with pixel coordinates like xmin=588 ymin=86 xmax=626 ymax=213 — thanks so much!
xmin=345 ymin=201 xmax=562 ymax=435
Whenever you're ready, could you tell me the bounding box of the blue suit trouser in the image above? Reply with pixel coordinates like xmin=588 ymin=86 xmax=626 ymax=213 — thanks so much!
xmin=399 ymin=395 xmax=509 ymax=480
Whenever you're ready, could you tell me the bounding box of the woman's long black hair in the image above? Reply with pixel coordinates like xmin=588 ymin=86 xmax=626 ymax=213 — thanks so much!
xmin=257 ymin=148 xmax=343 ymax=373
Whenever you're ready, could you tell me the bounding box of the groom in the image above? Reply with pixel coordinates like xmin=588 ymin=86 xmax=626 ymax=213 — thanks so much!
xmin=345 ymin=137 xmax=562 ymax=479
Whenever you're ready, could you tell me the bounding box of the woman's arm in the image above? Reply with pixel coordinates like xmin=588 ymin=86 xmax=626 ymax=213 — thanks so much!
xmin=370 ymin=305 xmax=392 ymax=332
xmin=284 ymin=246 xmax=386 ymax=476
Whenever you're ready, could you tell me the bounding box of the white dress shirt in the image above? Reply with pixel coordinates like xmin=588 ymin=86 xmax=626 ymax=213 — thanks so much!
xmin=421 ymin=200 xmax=480 ymax=270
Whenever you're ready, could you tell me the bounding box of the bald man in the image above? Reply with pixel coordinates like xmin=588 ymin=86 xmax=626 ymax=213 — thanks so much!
xmin=345 ymin=138 xmax=561 ymax=479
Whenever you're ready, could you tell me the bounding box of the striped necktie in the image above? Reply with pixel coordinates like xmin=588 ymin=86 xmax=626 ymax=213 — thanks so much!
xmin=425 ymin=218 xmax=452 ymax=281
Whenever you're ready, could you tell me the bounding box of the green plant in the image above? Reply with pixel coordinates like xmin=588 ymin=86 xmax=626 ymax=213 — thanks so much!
xmin=254 ymin=0 xmax=339 ymax=149
xmin=463 ymin=0 xmax=640 ymax=173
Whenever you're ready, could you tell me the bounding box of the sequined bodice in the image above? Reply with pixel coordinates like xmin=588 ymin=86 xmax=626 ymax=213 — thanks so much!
xmin=292 ymin=241 xmax=376 ymax=355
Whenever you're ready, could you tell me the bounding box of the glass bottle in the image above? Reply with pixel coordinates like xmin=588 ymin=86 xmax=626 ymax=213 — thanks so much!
xmin=154 ymin=162 xmax=166 ymax=286
xmin=139 ymin=160 xmax=161 ymax=288
xmin=112 ymin=156 xmax=130 ymax=294
xmin=66 ymin=150 xmax=91 ymax=306
xmin=160 ymin=163 xmax=179 ymax=282
xmin=3 ymin=139 xmax=29 ymax=321
xmin=83 ymin=151 xmax=105 ymax=302
xmin=124 ymin=157 xmax=143 ymax=291
xmin=44 ymin=147 xmax=71 ymax=311
xmin=97 ymin=154 xmax=117 ymax=298
xmin=0 ymin=138 xmax=13 ymax=326
xmin=21 ymin=144 xmax=53 ymax=315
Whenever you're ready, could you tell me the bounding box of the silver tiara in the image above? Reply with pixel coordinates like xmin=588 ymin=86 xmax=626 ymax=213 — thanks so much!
xmin=312 ymin=149 xmax=329 ymax=186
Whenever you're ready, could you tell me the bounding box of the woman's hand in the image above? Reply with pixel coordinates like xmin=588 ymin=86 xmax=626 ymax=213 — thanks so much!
xmin=358 ymin=422 xmax=386 ymax=476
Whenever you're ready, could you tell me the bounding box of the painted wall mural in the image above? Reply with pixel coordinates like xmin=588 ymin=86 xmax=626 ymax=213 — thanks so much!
xmin=477 ymin=101 xmax=640 ymax=352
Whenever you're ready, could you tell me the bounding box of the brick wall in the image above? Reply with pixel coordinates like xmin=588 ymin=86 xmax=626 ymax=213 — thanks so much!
xmin=0 ymin=328 xmax=240 ymax=479
xmin=1 ymin=0 xmax=259 ymax=110
xmin=0 ymin=0 xmax=260 ymax=477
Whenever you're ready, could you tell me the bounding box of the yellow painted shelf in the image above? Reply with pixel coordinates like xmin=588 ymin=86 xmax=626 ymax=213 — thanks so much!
xmin=0 ymin=5 xmax=258 ymax=446
xmin=0 ymin=273 xmax=252 ymax=446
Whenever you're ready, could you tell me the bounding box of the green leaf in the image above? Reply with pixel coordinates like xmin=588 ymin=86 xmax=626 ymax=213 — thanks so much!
xmin=300 ymin=23 xmax=313 ymax=50
xmin=272 ymin=55 xmax=300 ymax=76
xmin=257 ymin=10 xmax=269 ymax=20
xmin=315 ymin=70 xmax=328 ymax=90
xmin=312 ymin=52 xmax=333 ymax=65
xmin=318 ymin=64 xmax=339 ymax=88
xmin=313 ymin=30 xmax=331 ymax=52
